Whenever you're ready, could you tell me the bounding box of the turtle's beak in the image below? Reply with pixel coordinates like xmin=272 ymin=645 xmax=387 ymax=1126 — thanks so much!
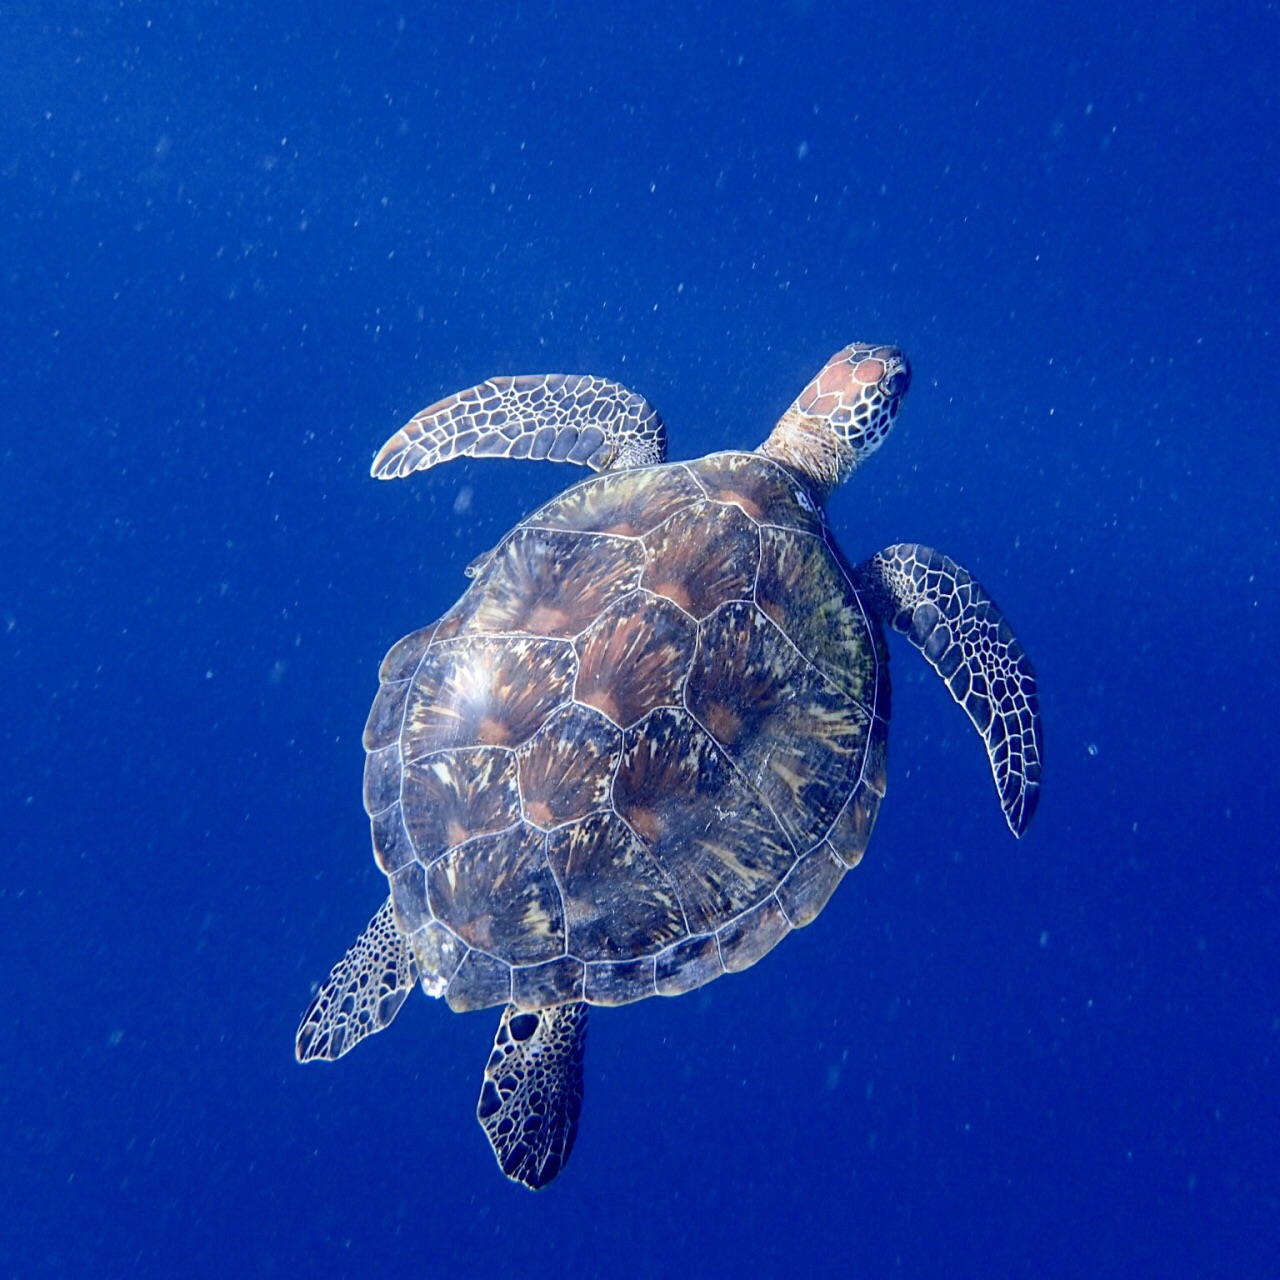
xmin=879 ymin=350 xmax=911 ymax=402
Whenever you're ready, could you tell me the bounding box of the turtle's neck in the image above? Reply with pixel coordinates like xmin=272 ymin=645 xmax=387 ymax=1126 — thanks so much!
xmin=756 ymin=408 xmax=854 ymax=505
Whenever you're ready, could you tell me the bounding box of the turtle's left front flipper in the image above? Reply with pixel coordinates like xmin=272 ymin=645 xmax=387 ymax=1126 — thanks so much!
xmin=856 ymin=543 xmax=1043 ymax=836
xmin=372 ymin=374 xmax=667 ymax=479
xmin=477 ymin=1002 xmax=588 ymax=1191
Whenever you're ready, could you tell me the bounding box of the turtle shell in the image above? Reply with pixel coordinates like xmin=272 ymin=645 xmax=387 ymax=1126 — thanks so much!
xmin=362 ymin=452 xmax=890 ymax=1014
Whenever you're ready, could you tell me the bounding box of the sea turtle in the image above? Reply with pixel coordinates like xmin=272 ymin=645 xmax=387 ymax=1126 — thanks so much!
xmin=296 ymin=343 xmax=1043 ymax=1190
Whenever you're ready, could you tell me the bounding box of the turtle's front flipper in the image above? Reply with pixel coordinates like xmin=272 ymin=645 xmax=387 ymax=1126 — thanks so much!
xmin=477 ymin=1002 xmax=588 ymax=1191
xmin=856 ymin=544 xmax=1043 ymax=836
xmin=295 ymin=897 xmax=418 ymax=1062
xmin=372 ymin=374 xmax=667 ymax=480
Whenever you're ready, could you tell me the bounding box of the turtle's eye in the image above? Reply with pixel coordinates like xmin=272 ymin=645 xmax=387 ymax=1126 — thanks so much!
xmin=883 ymin=368 xmax=910 ymax=400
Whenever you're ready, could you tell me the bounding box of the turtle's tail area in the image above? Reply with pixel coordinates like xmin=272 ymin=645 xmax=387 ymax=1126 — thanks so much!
xmin=295 ymin=897 xmax=418 ymax=1062
xmin=477 ymin=1002 xmax=588 ymax=1191
xmin=854 ymin=543 xmax=1043 ymax=837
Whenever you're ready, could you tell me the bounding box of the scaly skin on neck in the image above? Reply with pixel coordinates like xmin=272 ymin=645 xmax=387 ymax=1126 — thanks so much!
xmin=756 ymin=407 xmax=856 ymax=504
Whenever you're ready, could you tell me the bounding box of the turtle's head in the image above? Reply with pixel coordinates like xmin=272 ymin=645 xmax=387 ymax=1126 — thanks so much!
xmin=797 ymin=343 xmax=911 ymax=465
xmin=758 ymin=344 xmax=911 ymax=500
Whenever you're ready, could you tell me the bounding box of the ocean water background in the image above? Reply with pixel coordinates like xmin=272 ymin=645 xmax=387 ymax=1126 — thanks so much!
xmin=2 ymin=2 xmax=1276 ymax=1276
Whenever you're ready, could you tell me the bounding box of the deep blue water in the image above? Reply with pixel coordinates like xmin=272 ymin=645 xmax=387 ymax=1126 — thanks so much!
xmin=2 ymin=2 xmax=1277 ymax=1276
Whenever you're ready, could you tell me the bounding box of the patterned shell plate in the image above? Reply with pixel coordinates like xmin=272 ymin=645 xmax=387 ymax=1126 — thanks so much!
xmin=362 ymin=452 xmax=890 ymax=1013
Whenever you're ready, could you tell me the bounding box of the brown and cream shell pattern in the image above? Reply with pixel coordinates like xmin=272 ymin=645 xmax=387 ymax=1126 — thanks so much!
xmin=361 ymin=450 xmax=890 ymax=1014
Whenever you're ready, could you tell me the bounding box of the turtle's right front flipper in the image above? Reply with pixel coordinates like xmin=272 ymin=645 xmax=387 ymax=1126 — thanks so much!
xmin=856 ymin=543 xmax=1043 ymax=836
xmin=372 ymin=374 xmax=668 ymax=479
xmin=477 ymin=1002 xmax=588 ymax=1191
xmin=295 ymin=897 xmax=417 ymax=1062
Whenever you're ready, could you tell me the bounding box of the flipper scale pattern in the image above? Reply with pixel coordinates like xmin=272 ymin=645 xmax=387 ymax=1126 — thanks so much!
xmin=857 ymin=543 xmax=1043 ymax=835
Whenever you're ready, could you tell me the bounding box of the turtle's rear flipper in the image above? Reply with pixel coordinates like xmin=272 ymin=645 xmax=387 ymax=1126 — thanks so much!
xmin=371 ymin=374 xmax=668 ymax=479
xmin=295 ymin=897 xmax=417 ymax=1062
xmin=856 ymin=544 xmax=1043 ymax=836
xmin=477 ymin=1002 xmax=588 ymax=1191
